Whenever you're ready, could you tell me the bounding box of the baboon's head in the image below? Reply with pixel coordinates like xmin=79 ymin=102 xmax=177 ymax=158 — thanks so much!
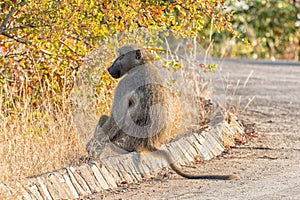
xmin=108 ymin=45 xmax=154 ymax=79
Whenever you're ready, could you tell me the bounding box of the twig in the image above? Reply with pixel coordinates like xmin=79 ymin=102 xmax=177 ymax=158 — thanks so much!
xmin=59 ymin=39 xmax=77 ymax=55
xmin=243 ymin=96 xmax=255 ymax=112
xmin=243 ymin=70 xmax=254 ymax=88
xmin=40 ymin=49 xmax=53 ymax=55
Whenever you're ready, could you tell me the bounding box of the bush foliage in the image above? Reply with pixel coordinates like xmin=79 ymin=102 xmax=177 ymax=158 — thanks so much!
xmin=204 ymin=0 xmax=300 ymax=60
xmin=0 ymin=0 xmax=233 ymax=112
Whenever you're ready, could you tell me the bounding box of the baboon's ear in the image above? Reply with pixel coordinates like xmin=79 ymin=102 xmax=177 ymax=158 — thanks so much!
xmin=136 ymin=49 xmax=142 ymax=60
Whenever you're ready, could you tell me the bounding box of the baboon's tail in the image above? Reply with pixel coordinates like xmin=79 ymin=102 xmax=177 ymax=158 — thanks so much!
xmin=169 ymin=163 xmax=238 ymax=180
xmin=154 ymin=148 xmax=239 ymax=180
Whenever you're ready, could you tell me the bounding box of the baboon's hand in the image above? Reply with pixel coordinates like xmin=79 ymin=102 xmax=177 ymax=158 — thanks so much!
xmin=86 ymin=138 xmax=106 ymax=158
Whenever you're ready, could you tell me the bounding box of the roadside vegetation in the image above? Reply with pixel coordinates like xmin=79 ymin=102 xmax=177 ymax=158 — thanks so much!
xmin=0 ymin=0 xmax=299 ymax=184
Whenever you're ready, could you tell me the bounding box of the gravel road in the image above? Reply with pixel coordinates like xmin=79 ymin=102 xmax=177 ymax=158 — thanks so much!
xmin=91 ymin=59 xmax=300 ymax=200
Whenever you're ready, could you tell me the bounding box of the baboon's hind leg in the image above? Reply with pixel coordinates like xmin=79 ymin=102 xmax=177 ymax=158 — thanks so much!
xmin=98 ymin=115 xmax=109 ymax=127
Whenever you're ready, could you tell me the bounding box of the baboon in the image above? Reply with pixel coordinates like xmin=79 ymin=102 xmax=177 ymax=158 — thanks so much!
xmin=87 ymin=44 xmax=238 ymax=180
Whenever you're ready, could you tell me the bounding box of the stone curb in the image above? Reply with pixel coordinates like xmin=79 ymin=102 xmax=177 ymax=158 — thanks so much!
xmin=0 ymin=119 xmax=243 ymax=199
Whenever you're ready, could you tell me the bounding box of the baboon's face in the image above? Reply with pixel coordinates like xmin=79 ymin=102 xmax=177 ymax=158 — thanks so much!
xmin=108 ymin=50 xmax=143 ymax=79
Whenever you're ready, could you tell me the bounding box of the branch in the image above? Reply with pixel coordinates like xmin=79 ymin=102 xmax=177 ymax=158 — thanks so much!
xmin=4 ymin=52 xmax=27 ymax=59
xmin=0 ymin=0 xmax=27 ymax=34
xmin=0 ymin=7 xmax=16 ymax=34
xmin=0 ymin=1 xmax=27 ymax=32
xmin=2 ymin=32 xmax=28 ymax=44
xmin=5 ymin=24 xmax=36 ymax=32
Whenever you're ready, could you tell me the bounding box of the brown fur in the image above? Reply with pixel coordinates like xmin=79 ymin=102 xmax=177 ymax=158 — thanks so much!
xmin=86 ymin=45 xmax=238 ymax=180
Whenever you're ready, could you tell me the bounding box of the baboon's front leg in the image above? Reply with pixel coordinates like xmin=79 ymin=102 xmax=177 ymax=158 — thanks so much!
xmin=86 ymin=115 xmax=111 ymax=158
xmin=86 ymin=114 xmax=125 ymax=158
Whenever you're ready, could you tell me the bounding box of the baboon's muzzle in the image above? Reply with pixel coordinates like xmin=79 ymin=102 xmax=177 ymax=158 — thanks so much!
xmin=108 ymin=56 xmax=123 ymax=78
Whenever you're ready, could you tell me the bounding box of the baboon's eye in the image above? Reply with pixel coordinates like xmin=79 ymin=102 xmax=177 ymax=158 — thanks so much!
xmin=128 ymin=98 xmax=134 ymax=108
xmin=136 ymin=50 xmax=142 ymax=60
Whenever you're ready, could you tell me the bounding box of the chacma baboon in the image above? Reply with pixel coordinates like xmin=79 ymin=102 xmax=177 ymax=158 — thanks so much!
xmin=87 ymin=44 xmax=238 ymax=180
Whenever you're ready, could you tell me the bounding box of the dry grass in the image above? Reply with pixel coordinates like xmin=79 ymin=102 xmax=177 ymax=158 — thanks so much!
xmin=0 ymin=43 xmax=115 ymax=186
xmin=0 ymin=87 xmax=88 ymax=184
